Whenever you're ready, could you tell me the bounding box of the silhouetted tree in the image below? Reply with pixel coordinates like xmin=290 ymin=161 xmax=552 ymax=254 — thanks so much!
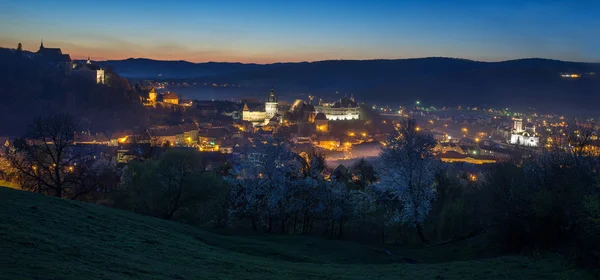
xmin=377 ymin=118 xmax=438 ymax=243
xmin=4 ymin=114 xmax=94 ymax=198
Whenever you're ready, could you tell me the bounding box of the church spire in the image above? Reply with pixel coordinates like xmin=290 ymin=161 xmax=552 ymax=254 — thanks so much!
xmin=40 ymin=39 xmax=44 ymax=49
xmin=86 ymin=56 xmax=91 ymax=64
xmin=267 ymin=88 xmax=277 ymax=103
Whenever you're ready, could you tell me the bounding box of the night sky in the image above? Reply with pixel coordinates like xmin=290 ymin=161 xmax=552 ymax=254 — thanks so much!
xmin=0 ymin=0 xmax=598 ymax=63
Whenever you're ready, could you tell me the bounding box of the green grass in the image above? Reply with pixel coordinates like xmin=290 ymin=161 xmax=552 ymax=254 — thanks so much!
xmin=0 ymin=187 xmax=594 ymax=280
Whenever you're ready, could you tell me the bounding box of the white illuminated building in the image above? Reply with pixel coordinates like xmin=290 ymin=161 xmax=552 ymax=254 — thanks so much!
xmin=265 ymin=89 xmax=277 ymax=119
xmin=315 ymin=95 xmax=360 ymax=121
xmin=242 ymin=89 xmax=278 ymax=126
xmin=509 ymin=118 xmax=539 ymax=147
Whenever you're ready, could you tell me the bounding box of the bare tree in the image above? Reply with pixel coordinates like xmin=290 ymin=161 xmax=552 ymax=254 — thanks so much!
xmin=565 ymin=120 xmax=595 ymax=156
xmin=4 ymin=114 xmax=93 ymax=198
xmin=377 ymin=118 xmax=438 ymax=243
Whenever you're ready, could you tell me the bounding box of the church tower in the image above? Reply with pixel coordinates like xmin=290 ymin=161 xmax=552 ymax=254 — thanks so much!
xmin=149 ymin=87 xmax=157 ymax=103
xmin=265 ymin=88 xmax=278 ymax=119
xmin=513 ymin=117 xmax=523 ymax=133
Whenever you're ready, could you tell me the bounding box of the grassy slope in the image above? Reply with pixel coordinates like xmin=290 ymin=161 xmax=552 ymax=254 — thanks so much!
xmin=0 ymin=187 xmax=593 ymax=280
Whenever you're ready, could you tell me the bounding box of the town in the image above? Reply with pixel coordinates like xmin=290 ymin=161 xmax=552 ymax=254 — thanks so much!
xmin=1 ymin=37 xmax=599 ymax=279
xmin=2 ymin=42 xmax=599 ymax=175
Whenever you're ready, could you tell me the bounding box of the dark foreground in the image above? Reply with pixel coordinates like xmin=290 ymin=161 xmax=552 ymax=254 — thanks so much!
xmin=0 ymin=187 xmax=593 ymax=279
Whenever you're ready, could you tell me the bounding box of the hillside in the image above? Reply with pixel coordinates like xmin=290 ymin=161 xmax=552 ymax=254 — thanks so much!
xmin=99 ymin=57 xmax=600 ymax=114
xmin=0 ymin=48 xmax=148 ymax=135
xmin=0 ymin=187 xmax=594 ymax=280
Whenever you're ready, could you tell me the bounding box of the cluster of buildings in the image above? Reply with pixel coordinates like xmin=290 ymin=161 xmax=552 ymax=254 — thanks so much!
xmin=34 ymin=41 xmax=106 ymax=84
xmin=314 ymin=96 xmax=360 ymax=121
xmin=241 ymin=90 xmax=361 ymax=126
xmin=143 ymin=87 xmax=193 ymax=107
xmin=509 ymin=117 xmax=540 ymax=147
xmin=64 ymin=88 xmax=371 ymax=164
xmin=241 ymin=89 xmax=279 ymax=125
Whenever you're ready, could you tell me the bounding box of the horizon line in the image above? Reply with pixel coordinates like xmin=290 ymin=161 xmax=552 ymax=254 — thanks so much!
xmin=3 ymin=46 xmax=599 ymax=64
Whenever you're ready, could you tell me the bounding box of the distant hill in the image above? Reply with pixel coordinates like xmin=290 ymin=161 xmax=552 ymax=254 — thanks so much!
xmin=0 ymin=48 xmax=148 ymax=135
xmin=99 ymin=57 xmax=600 ymax=114
xmin=0 ymin=187 xmax=594 ymax=279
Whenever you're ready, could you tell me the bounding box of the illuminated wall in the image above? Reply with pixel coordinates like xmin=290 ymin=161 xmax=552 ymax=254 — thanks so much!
xmin=510 ymin=134 xmax=539 ymax=147
xmin=265 ymin=101 xmax=277 ymax=119
xmin=242 ymin=111 xmax=267 ymax=124
xmin=96 ymin=69 xmax=105 ymax=84
xmin=315 ymin=106 xmax=360 ymax=120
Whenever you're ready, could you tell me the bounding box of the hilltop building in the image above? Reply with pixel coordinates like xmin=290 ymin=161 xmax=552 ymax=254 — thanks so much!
xmin=36 ymin=41 xmax=71 ymax=64
xmin=163 ymin=92 xmax=179 ymax=105
xmin=72 ymin=57 xmax=106 ymax=84
xmin=35 ymin=41 xmax=73 ymax=74
xmin=509 ymin=118 xmax=539 ymax=147
xmin=148 ymin=87 xmax=157 ymax=103
xmin=315 ymin=95 xmax=360 ymax=121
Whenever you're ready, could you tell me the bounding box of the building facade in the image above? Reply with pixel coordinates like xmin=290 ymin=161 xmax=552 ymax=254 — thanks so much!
xmin=265 ymin=89 xmax=278 ymax=119
xmin=315 ymin=96 xmax=360 ymax=121
xmin=509 ymin=118 xmax=539 ymax=147
xmin=242 ymin=89 xmax=278 ymax=126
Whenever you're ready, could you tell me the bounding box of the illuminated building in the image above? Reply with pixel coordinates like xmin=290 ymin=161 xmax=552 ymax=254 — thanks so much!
xmin=163 ymin=92 xmax=179 ymax=105
xmin=148 ymin=126 xmax=182 ymax=146
xmin=148 ymin=87 xmax=157 ymax=103
xmin=265 ymin=89 xmax=278 ymax=119
xmin=561 ymin=73 xmax=581 ymax=79
xmin=242 ymin=103 xmax=267 ymax=125
xmin=180 ymin=123 xmax=199 ymax=144
xmin=242 ymin=89 xmax=279 ymax=126
xmin=72 ymin=57 xmax=106 ymax=84
xmin=109 ymin=131 xmax=133 ymax=146
xmin=315 ymin=113 xmax=329 ymax=132
xmin=509 ymin=118 xmax=539 ymax=147
xmin=315 ymin=96 xmax=360 ymax=121
xmin=439 ymin=151 xmax=497 ymax=164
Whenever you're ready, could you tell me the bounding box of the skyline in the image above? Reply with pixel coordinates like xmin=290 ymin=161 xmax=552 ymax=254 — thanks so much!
xmin=1 ymin=0 xmax=599 ymax=63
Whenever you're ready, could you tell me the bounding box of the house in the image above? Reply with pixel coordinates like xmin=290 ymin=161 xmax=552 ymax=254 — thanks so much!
xmin=148 ymin=126 xmax=183 ymax=146
xmin=315 ymin=135 xmax=340 ymax=150
xmin=162 ymin=92 xmax=179 ymax=105
xmin=179 ymin=123 xmax=199 ymax=144
xmin=109 ymin=131 xmax=133 ymax=146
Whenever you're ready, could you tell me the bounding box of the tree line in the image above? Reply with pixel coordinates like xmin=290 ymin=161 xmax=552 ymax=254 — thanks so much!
xmin=1 ymin=114 xmax=599 ymax=267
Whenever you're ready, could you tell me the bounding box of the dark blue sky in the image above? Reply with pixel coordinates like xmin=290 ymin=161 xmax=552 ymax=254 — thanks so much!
xmin=0 ymin=0 xmax=598 ymax=63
